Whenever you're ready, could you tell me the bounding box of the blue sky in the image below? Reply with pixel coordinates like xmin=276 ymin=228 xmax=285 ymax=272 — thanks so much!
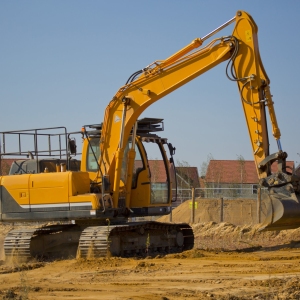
xmin=1 ymin=1 xmax=300 ymax=170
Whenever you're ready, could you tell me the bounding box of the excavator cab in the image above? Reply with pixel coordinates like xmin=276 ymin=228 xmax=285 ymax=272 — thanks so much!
xmin=129 ymin=129 xmax=172 ymax=210
xmin=80 ymin=118 xmax=175 ymax=217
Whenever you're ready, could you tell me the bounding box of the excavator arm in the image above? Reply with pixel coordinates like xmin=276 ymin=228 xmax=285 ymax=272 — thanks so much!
xmin=100 ymin=37 xmax=234 ymax=204
xmin=98 ymin=10 xmax=300 ymax=230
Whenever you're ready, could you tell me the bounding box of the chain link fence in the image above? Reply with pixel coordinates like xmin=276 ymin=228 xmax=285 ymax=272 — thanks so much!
xmin=171 ymin=187 xmax=269 ymax=225
xmin=172 ymin=187 xmax=267 ymax=205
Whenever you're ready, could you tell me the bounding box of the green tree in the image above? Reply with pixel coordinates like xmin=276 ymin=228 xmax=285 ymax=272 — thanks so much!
xmin=176 ymin=160 xmax=193 ymax=188
xmin=236 ymin=154 xmax=247 ymax=184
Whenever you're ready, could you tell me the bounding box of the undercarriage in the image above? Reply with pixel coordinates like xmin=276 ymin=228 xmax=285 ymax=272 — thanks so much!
xmin=4 ymin=221 xmax=194 ymax=260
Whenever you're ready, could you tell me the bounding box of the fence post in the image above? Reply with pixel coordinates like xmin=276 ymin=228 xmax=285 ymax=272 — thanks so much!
xmin=220 ymin=197 xmax=224 ymax=222
xmin=190 ymin=187 xmax=195 ymax=224
xmin=257 ymin=187 xmax=261 ymax=223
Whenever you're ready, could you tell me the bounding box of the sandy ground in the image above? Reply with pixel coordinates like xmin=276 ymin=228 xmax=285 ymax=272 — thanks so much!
xmin=2 ymin=249 xmax=300 ymax=300
xmin=2 ymin=200 xmax=300 ymax=299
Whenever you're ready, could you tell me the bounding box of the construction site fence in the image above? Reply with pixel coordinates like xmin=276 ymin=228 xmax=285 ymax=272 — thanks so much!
xmin=170 ymin=187 xmax=268 ymax=225
xmin=172 ymin=187 xmax=267 ymax=205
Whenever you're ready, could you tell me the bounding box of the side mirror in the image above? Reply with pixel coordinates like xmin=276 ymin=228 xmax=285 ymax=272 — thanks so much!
xmin=69 ymin=138 xmax=77 ymax=155
xmin=167 ymin=143 xmax=176 ymax=156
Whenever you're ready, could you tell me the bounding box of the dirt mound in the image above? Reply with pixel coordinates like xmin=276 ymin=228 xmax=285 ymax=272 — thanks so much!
xmin=157 ymin=199 xmax=300 ymax=252
xmin=158 ymin=198 xmax=262 ymax=225
xmin=192 ymin=221 xmax=300 ymax=251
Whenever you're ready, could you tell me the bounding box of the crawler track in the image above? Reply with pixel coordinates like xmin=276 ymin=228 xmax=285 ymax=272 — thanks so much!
xmin=78 ymin=221 xmax=194 ymax=258
xmin=4 ymin=228 xmax=37 ymax=259
xmin=4 ymin=222 xmax=194 ymax=260
xmin=78 ymin=226 xmax=117 ymax=258
xmin=4 ymin=224 xmax=80 ymax=260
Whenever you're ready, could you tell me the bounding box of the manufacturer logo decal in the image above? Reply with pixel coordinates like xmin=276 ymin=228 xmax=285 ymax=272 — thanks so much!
xmin=245 ymin=30 xmax=252 ymax=42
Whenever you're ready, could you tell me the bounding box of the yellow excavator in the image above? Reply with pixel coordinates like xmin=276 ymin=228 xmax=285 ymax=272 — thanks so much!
xmin=1 ymin=10 xmax=299 ymax=259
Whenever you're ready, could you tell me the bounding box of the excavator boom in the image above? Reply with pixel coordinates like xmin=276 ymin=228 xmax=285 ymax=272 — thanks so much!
xmin=96 ymin=10 xmax=300 ymax=232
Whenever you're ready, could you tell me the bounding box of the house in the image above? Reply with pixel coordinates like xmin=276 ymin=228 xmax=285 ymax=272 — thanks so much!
xmin=147 ymin=160 xmax=200 ymax=203
xmin=147 ymin=160 xmax=199 ymax=188
xmin=204 ymin=159 xmax=294 ymax=198
xmin=0 ymin=158 xmax=15 ymax=175
xmin=294 ymin=165 xmax=300 ymax=178
xmin=175 ymin=167 xmax=200 ymax=189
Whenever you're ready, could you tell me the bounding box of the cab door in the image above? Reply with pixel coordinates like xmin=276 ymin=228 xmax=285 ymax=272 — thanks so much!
xmin=124 ymin=138 xmax=150 ymax=208
xmin=129 ymin=138 xmax=170 ymax=208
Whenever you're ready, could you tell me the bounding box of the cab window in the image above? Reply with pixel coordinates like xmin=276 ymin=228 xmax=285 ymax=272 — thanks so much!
xmin=86 ymin=138 xmax=100 ymax=171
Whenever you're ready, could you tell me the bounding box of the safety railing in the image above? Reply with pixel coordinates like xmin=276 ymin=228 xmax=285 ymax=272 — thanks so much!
xmin=0 ymin=127 xmax=81 ymax=175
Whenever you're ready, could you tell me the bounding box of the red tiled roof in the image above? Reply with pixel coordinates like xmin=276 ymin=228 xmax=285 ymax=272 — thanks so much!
xmin=205 ymin=160 xmax=294 ymax=184
xmin=147 ymin=160 xmax=200 ymax=187
xmin=148 ymin=160 xmax=168 ymax=182
xmin=176 ymin=167 xmax=200 ymax=188
xmin=0 ymin=158 xmax=16 ymax=175
xmin=295 ymin=166 xmax=300 ymax=177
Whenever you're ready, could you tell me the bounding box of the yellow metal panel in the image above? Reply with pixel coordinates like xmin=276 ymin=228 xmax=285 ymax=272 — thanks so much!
xmin=69 ymin=194 xmax=100 ymax=210
xmin=30 ymin=172 xmax=69 ymax=204
xmin=1 ymin=174 xmax=30 ymax=205
xmin=1 ymin=171 xmax=92 ymax=206
xmin=130 ymin=170 xmax=151 ymax=207
xmin=68 ymin=172 xmax=90 ymax=196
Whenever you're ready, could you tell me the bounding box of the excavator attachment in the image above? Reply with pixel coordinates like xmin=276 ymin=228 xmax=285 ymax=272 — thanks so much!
xmin=260 ymin=183 xmax=300 ymax=231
